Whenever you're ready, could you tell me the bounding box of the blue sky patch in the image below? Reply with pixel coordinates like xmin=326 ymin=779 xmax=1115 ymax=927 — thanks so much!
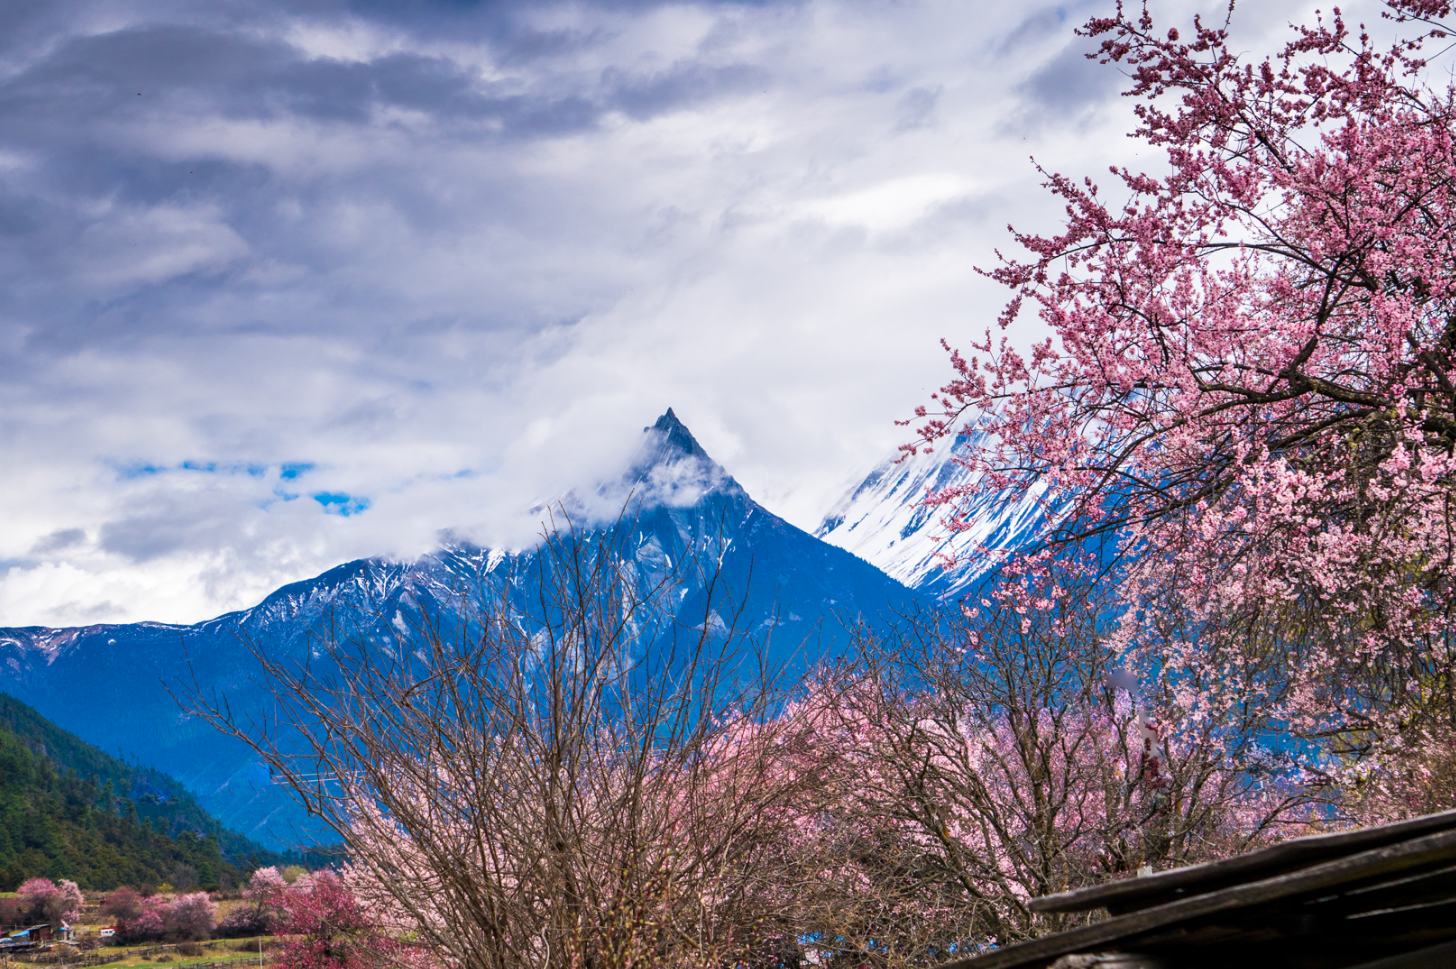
xmin=117 ymin=464 xmax=165 ymax=480
xmin=116 ymin=461 xmax=316 ymax=483
xmin=313 ymin=492 xmax=371 ymax=516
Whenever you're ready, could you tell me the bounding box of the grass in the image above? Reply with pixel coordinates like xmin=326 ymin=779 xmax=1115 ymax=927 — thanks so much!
xmin=106 ymin=955 xmax=259 ymax=969
xmin=91 ymin=942 xmax=271 ymax=969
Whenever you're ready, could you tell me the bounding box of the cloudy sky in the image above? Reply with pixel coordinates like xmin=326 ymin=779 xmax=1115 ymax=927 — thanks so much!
xmin=0 ymin=0 xmax=1330 ymax=627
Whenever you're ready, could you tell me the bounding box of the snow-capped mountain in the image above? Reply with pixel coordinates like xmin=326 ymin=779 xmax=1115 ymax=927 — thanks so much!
xmin=815 ymin=434 xmax=1048 ymax=599
xmin=0 ymin=410 xmax=928 ymax=849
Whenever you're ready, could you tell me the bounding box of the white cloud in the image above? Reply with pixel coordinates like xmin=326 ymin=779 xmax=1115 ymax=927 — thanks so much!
xmin=0 ymin=0 xmax=1343 ymax=625
xmin=795 ymin=174 xmax=976 ymax=234
xmin=75 ymin=205 xmax=250 ymax=289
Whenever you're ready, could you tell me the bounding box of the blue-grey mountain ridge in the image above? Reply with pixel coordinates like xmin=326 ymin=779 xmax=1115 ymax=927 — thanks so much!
xmin=0 ymin=411 xmax=1039 ymax=849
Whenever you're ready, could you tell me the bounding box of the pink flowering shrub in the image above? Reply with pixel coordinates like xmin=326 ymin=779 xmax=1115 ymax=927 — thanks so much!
xmin=254 ymin=869 xmax=423 ymax=969
xmin=774 ymin=563 xmax=1312 ymax=964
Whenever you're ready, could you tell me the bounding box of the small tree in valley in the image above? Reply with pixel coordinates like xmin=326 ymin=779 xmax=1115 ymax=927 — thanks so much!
xmin=164 ymin=892 xmax=217 ymax=942
xmin=100 ymin=886 xmax=143 ymax=936
xmin=217 ymin=867 xmax=284 ymax=937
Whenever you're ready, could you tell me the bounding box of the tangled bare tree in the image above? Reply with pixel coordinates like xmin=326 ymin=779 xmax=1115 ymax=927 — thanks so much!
xmin=185 ymin=514 xmax=815 ymax=969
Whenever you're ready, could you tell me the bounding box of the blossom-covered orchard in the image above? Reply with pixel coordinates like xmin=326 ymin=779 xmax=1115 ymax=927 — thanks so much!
xmin=915 ymin=0 xmax=1456 ymax=808
xmin=89 ymin=868 xmax=416 ymax=969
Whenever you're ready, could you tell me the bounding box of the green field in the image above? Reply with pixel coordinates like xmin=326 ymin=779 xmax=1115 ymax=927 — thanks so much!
xmin=106 ymin=952 xmax=263 ymax=969
xmin=75 ymin=940 xmax=275 ymax=969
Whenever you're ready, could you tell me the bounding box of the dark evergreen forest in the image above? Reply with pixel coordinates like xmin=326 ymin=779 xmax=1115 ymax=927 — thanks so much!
xmin=0 ymin=693 xmax=284 ymax=890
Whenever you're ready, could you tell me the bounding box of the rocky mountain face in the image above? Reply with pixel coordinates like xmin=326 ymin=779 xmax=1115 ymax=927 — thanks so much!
xmin=0 ymin=411 xmax=931 ymax=850
xmin=814 ymin=433 xmax=1049 ymax=599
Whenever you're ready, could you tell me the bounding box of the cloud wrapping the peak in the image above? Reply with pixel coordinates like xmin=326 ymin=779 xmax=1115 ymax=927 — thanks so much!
xmin=0 ymin=0 xmax=1325 ymax=625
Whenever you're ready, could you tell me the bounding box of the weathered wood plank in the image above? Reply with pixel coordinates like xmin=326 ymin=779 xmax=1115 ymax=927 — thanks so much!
xmin=1028 ymin=809 xmax=1456 ymax=916
xmin=936 ymin=827 xmax=1456 ymax=969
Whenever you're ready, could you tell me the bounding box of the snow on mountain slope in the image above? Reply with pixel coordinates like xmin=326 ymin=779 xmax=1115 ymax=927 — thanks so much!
xmin=0 ymin=410 xmax=930 ymax=849
xmin=814 ymin=435 xmax=1048 ymax=599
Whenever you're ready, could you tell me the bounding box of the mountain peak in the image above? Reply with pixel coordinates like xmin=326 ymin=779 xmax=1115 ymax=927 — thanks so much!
xmin=645 ymin=408 xmax=712 ymax=463
xmin=621 ymin=408 xmax=745 ymax=505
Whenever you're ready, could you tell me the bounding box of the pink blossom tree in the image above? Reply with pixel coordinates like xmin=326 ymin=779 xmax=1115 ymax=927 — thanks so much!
xmin=217 ymin=867 xmax=285 ymax=937
xmin=164 ymin=892 xmax=217 ymax=942
xmin=16 ymin=878 xmax=57 ymax=924
xmin=124 ymin=896 xmax=168 ymax=942
xmin=782 ymin=564 xmax=1311 ymax=961
xmin=915 ymin=0 xmax=1456 ymax=798
xmin=17 ymin=878 xmax=82 ymax=928
xmin=100 ymin=886 xmax=143 ymax=930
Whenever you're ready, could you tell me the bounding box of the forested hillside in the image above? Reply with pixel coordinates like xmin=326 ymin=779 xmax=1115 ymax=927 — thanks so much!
xmin=0 ymin=692 xmax=283 ymax=890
